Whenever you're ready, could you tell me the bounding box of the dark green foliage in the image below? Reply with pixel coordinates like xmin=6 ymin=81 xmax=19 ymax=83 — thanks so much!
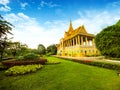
xmin=116 ymin=20 xmax=120 ymax=26
xmin=4 ymin=41 xmax=30 ymax=58
xmin=37 ymin=44 xmax=46 ymax=55
xmin=16 ymin=56 xmax=24 ymax=61
xmin=0 ymin=15 xmax=13 ymax=61
xmin=95 ymin=21 xmax=120 ymax=58
xmin=23 ymin=53 xmax=40 ymax=61
xmin=16 ymin=53 xmax=40 ymax=61
xmin=46 ymin=44 xmax=57 ymax=55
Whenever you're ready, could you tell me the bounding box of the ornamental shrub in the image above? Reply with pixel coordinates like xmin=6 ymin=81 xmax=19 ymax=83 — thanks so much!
xmin=16 ymin=56 xmax=24 ymax=61
xmin=23 ymin=53 xmax=40 ymax=60
xmin=5 ymin=64 xmax=43 ymax=76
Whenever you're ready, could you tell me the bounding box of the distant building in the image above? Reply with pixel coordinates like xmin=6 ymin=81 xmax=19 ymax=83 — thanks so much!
xmin=57 ymin=21 xmax=100 ymax=57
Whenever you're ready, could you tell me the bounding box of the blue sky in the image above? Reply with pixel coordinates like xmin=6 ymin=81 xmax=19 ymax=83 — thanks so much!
xmin=0 ymin=0 xmax=120 ymax=48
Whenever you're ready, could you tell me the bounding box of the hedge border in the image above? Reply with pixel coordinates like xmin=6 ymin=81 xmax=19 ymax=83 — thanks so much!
xmin=2 ymin=59 xmax=47 ymax=68
xmin=55 ymin=56 xmax=120 ymax=71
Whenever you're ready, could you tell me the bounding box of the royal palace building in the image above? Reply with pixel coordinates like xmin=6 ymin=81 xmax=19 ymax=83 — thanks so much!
xmin=57 ymin=21 xmax=100 ymax=57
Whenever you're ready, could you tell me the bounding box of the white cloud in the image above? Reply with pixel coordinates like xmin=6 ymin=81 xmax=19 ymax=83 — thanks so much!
xmin=4 ymin=9 xmax=120 ymax=48
xmin=73 ymin=9 xmax=120 ymax=34
xmin=0 ymin=0 xmax=9 ymax=5
xmin=0 ymin=0 xmax=11 ymax=12
xmin=3 ymin=1 xmax=120 ymax=49
xmin=4 ymin=13 xmax=66 ymax=48
xmin=39 ymin=1 xmax=60 ymax=8
xmin=20 ymin=2 xmax=28 ymax=10
xmin=0 ymin=5 xmax=11 ymax=12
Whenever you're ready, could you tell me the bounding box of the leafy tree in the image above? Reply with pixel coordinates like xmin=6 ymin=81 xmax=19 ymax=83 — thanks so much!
xmin=5 ymin=41 xmax=29 ymax=57
xmin=95 ymin=20 xmax=120 ymax=58
xmin=47 ymin=44 xmax=57 ymax=55
xmin=37 ymin=44 xmax=46 ymax=55
xmin=0 ymin=15 xmax=13 ymax=61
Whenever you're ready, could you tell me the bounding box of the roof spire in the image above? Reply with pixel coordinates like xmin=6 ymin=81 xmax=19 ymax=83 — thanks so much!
xmin=68 ymin=20 xmax=73 ymax=32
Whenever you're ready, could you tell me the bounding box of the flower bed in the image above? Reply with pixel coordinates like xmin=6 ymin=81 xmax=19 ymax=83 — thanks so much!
xmin=2 ymin=59 xmax=47 ymax=68
xmin=5 ymin=64 xmax=43 ymax=76
xmin=72 ymin=59 xmax=120 ymax=70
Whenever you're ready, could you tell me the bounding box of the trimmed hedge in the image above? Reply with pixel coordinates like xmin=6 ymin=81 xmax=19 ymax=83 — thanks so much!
xmin=5 ymin=64 xmax=43 ymax=76
xmin=16 ymin=53 xmax=40 ymax=61
xmin=55 ymin=56 xmax=120 ymax=70
xmin=2 ymin=59 xmax=47 ymax=68
xmin=72 ymin=59 xmax=120 ymax=70
xmin=23 ymin=53 xmax=40 ymax=61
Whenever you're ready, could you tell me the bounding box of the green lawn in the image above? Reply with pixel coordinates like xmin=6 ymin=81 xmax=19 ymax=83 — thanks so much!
xmin=0 ymin=56 xmax=120 ymax=90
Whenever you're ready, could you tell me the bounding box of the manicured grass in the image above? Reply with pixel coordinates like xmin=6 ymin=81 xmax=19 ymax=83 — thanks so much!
xmin=0 ymin=56 xmax=120 ymax=90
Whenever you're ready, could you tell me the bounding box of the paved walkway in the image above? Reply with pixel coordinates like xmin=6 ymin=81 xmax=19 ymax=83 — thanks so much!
xmin=54 ymin=55 xmax=120 ymax=64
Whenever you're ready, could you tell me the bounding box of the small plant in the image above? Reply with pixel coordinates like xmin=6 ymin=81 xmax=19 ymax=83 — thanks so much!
xmin=5 ymin=64 xmax=43 ymax=76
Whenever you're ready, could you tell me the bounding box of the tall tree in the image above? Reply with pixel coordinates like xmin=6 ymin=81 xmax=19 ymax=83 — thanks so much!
xmin=47 ymin=44 xmax=57 ymax=55
xmin=0 ymin=14 xmax=13 ymax=61
xmin=37 ymin=44 xmax=46 ymax=55
xmin=95 ymin=20 xmax=120 ymax=58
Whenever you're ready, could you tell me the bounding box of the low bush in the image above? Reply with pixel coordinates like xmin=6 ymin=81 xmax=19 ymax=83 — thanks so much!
xmin=16 ymin=53 xmax=40 ymax=61
xmin=16 ymin=56 xmax=24 ymax=61
xmin=5 ymin=64 xmax=43 ymax=76
xmin=2 ymin=59 xmax=47 ymax=68
xmin=23 ymin=53 xmax=40 ymax=60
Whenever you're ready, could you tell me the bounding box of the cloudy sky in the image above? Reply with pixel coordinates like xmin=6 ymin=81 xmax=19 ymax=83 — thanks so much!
xmin=0 ymin=0 xmax=120 ymax=48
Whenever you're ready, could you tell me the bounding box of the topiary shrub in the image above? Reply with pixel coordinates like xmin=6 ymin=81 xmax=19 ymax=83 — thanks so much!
xmin=16 ymin=56 xmax=24 ymax=61
xmin=23 ymin=53 xmax=40 ymax=60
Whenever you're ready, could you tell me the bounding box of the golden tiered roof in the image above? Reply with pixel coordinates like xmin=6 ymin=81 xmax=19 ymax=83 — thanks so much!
xmin=63 ymin=21 xmax=94 ymax=41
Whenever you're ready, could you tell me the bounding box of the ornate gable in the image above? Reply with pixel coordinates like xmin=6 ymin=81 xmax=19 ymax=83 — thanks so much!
xmin=64 ymin=21 xmax=90 ymax=40
xmin=78 ymin=25 xmax=87 ymax=34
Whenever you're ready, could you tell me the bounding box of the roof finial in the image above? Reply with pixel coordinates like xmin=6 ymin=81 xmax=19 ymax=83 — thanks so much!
xmin=68 ymin=20 xmax=73 ymax=32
